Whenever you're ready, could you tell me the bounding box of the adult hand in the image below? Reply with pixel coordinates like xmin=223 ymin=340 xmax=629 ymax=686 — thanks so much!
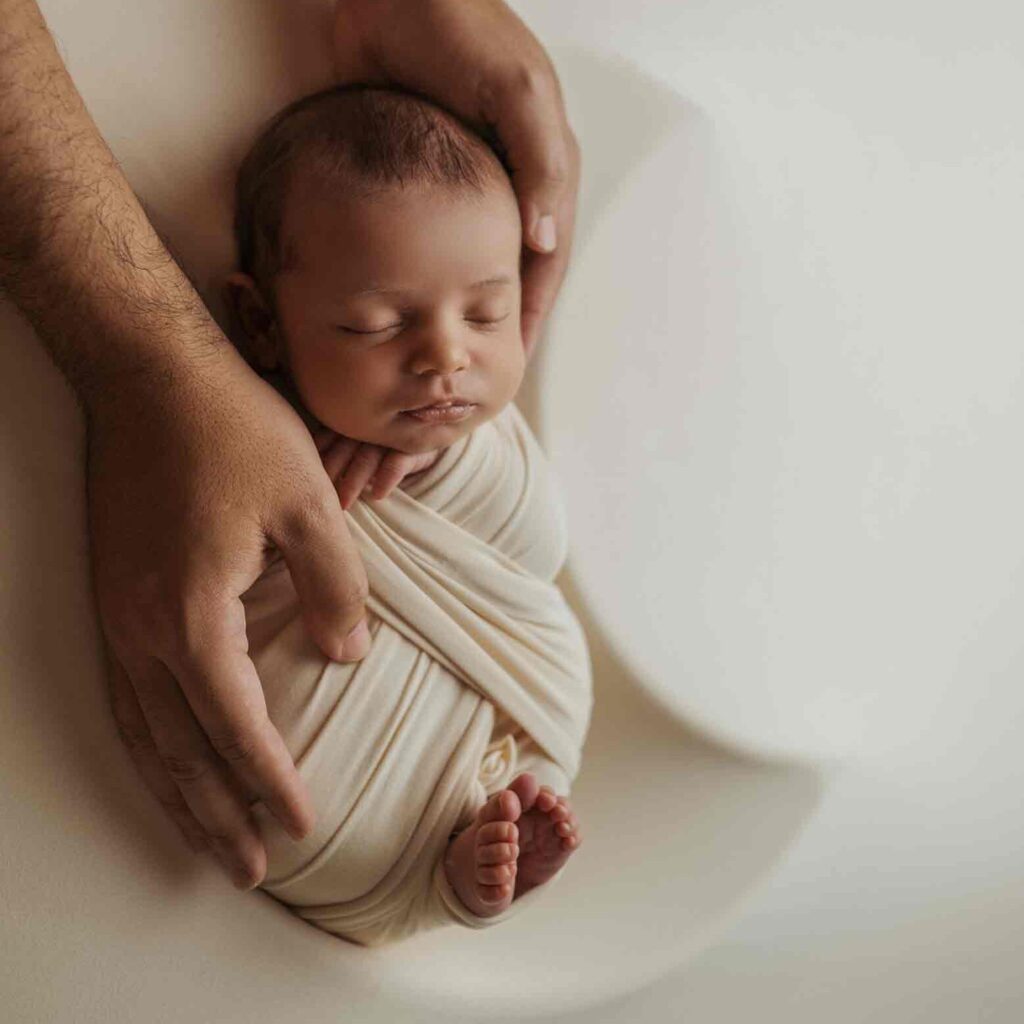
xmin=2 ymin=0 xmax=376 ymax=892
xmin=332 ymin=0 xmax=581 ymax=362
xmin=86 ymin=349 xmax=371 ymax=890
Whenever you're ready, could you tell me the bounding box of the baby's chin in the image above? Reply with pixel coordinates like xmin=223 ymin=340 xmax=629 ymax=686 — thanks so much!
xmin=387 ymin=411 xmax=484 ymax=453
xmin=317 ymin=407 xmax=488 ymax=454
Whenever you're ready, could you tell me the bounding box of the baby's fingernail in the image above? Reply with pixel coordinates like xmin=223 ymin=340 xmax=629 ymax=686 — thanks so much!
xmin=340 ymin=618 xmax=370 ymax=661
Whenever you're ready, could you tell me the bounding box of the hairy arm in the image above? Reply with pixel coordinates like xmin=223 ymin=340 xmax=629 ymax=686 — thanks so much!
xmin=0 ymin=0 xmax=225 ymax=403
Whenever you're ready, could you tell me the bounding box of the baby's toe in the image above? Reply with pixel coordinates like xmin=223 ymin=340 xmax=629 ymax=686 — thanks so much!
xmin=557 ymin=819 xmax=581 ymax=843
xmin=548 ymin=802 xmax=571 ymax=824
xmin=478 ymin=789 xmax=521 ymax=824
xmin=478 ymin=840 xmax=519 ymax=866
xmin=477 ymin=860 xmax=517 ymax=885
xmin=535 ymin=786 xmax=558 ymax=813
xmin=476 ymin=881 xmax=511 ymax=904
xmin=477 ymin=821 xmax=518 ymax=847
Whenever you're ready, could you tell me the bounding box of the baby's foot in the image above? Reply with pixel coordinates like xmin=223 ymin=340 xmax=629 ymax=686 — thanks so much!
xmin=513 ymin=784 xmax=583 ymax=899
xmin=442 ymin=773 xmax=540 ymax=918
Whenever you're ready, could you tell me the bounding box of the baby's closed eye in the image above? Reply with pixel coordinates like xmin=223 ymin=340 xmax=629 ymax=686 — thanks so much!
xmin=335 ymin=311 xmax=511 ymax=335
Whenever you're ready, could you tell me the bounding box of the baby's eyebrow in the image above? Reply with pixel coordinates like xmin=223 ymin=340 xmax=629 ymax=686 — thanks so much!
xmin=350 ymin=275 xmax=512 ymax=298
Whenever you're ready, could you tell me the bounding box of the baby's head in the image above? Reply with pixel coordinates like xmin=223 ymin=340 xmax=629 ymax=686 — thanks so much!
xmin=226 ymin=84 xmax=525 ymax=454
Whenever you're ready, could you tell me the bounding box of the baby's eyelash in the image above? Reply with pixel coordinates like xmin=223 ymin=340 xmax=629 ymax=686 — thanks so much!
xmin=466 ymin=313 xmax=511 ymax=325
xmin=339 ymin=313 xmax=510 ymax=335
xmin=339 ymin=324 xmax=402 ymax=335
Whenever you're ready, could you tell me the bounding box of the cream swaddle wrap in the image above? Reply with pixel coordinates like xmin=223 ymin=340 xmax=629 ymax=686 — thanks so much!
xmin=241 ymin=399 xmax=593 ymax=947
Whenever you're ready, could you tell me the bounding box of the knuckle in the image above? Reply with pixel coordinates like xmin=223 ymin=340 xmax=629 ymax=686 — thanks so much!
xmin=504 ymin=60 xmax=553 ymax=101
xmin=352 ymin=443 xmax=382 ymax=466
xmin=163 ymin=595 xmax=235 ymax=668
xmin=203 ymin=824 xmax=246 ymax=845
xmin=157 ymin=791 xmax=190 ymax=815
xmin=207 ymin=727 xmax=258 ymax=765
xmin=550 ymin=154 xmax=571 ymax=185
xmin=111 ymin=707 xmax=155 ymax=755
xmin=535 ymin=150 xmax=570 ymax=187
xmin=160 ymin=752 xmax=210 ymax=784
xmin=339 ymin=576 xmax=370 ymax=611
xmin=279 ymin=492 xmax=337 ymax=542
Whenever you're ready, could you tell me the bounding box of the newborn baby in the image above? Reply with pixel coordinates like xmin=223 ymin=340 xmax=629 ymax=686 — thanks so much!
xmin=224 ymin=83 xmax=593 ymax=947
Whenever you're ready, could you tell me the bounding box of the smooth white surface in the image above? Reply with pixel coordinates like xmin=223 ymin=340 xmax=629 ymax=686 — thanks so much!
xmin=536 ymin=5 xmax=1024 ymax=765
xmin=515 ymin=1 xmax=1024 ymax=1020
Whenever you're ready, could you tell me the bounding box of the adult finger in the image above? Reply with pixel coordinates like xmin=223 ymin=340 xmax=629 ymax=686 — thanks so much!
xmin=124 ymin=644 xmax=273 ymax=890
xmin=520 ymin=200 xmax=573 ymax=360
xmin=487 ymin=62 xmax=572 ymax=256
xmin=159 ymin=593 xmax=324 ymax=847
xmin=269 ymin=487 xmax=371 ymax=663
xmin=102 ymin=636 xmax=209 ymax=855
xmin=485 ymin=75 xmax=580 ymax=357
xmin=520 ymin=118 xmax=580 ymax=356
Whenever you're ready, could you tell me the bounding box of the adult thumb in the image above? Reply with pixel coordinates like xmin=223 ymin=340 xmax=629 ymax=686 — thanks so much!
xmin=271 ymin=500 xmax=371 ymax=663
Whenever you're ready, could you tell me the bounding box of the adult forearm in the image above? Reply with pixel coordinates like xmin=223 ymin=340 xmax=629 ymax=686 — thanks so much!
xmin=0 ymin=0 xmax=227 ymax=408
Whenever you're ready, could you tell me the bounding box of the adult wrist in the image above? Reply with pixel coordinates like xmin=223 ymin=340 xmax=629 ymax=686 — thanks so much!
xmin=73 ymin=313 xmax=250 ymax=428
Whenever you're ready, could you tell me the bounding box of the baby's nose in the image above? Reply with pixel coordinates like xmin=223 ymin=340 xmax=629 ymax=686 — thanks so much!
xmin=411 ymin=331 xmax=470 ymax=375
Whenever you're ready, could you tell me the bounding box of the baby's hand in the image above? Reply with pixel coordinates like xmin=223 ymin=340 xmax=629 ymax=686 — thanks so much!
xmin=313 ymin=428 xmax=443 ymax=511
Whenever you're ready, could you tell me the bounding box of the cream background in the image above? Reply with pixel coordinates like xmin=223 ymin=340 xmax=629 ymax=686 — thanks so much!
xmin=1 ymin=0 xmax=1022 ymax=1021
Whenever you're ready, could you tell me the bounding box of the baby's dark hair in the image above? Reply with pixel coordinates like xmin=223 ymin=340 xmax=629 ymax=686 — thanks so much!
xmin=233 ymin=83 xmax=512 ymax=295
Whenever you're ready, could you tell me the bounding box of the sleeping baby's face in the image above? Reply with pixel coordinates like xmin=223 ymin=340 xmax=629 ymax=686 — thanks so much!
xmin=232 ymin=171 xmax=526 ymax=455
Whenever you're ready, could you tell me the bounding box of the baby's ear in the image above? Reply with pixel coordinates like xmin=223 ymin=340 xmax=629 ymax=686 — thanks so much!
xmin=223 ymin=271 xmax=280 ymax=370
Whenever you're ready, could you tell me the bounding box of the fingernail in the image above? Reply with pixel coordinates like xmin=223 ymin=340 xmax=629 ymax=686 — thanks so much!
xmin=209 ymin=839 xmax=256 ymax=891
xmin=340 ymin=618 xmax=370 ymax=661
xmin=533 ymin=213 xmax=556 ymax=253
xmin=286 ymin=820 xmax=310 ymax=843
xmin=231 ymin=866 xmax=257 ymax=892
xmin=283 ymin=805 xmax=313 ymax=842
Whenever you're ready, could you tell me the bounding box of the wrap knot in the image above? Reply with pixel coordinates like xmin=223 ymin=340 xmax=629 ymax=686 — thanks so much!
xmin=477 ymin=732 xmax=518 ymax=792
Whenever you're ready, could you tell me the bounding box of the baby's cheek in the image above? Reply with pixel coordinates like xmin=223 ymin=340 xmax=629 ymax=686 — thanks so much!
xmin=495 ymin=337 xmax=527 ymax=399
xmin=297 ymin=378 xmax=366 ymax=437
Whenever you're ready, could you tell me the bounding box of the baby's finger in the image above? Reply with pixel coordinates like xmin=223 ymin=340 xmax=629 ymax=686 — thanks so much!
xmin=321 ymin=435 xmax=360 ymax=485
xmin=338 ymin=444 xmax=384 ymax=510
xmin=368 ymin=450 xmax=415 ymax=499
